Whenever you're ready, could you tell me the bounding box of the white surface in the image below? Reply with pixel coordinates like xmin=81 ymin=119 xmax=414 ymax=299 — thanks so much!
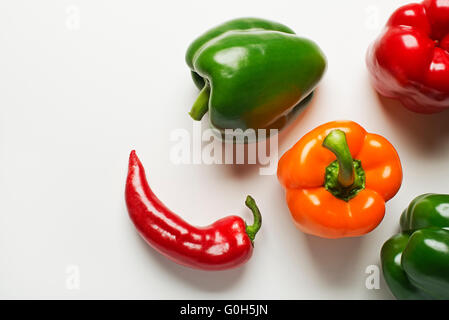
xmin=1 ymin=0 xmax=449 ymax=300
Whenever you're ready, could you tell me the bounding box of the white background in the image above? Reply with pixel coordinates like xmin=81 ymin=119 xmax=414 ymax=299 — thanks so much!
xmin=1 ymin=0 xmax=449 ymax=299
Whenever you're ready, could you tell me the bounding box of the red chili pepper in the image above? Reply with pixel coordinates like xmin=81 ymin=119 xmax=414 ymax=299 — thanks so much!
xmin=367 ymin=0 xmax=449 ymax=113
xmin=125 ymin=151 xmax=262 ymax=271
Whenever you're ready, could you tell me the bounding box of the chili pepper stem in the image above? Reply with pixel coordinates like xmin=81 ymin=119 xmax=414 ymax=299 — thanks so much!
xmin=322 ymin=129 xmax=355 ymax=188
xmin=189 ymin=85 xmax=210 ymax=121
xmin=245 ymin=195 xmax=262 ymax=244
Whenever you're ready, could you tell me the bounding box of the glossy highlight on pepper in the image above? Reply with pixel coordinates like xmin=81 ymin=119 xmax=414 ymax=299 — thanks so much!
xmin=277 ymin=121 xmax=403 ymax=239
xmin=125 ymin=151 xmax=262 ymax=270
xmin=367 ymin=0 xmax=449 ymax=113
xmin=186 ymin=17 xmax=327 ymax=135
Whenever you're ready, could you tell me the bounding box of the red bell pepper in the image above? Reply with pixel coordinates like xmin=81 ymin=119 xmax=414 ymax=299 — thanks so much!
xmin=367 ymin=0 xmax=449 ymax=113
xmin=125 ymin=151 xmax=262 ymax=270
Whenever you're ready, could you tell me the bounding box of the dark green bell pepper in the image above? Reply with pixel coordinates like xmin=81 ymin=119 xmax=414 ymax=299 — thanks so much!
xmin=381 ymin=194 xmax=449 ymax=300
xmin=185 ymin=17 xmax=326 ymax=135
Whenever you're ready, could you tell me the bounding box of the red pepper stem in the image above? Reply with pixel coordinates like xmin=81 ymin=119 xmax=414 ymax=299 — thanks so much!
xmin=322 ymin=129 xmax=355 ymax=188
xmin=245 ymin=195 xmax=262 ymax=243
xmin=189 ymin=84 xmax=210 ymax=121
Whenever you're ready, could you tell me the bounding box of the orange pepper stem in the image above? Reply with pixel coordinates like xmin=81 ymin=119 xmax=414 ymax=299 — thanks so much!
xmin=322 ymin=130 xmax=355 ymax=188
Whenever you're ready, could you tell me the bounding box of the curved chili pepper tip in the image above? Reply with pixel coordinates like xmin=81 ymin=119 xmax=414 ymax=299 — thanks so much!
xmin=128 ymin=150 xmax=141 ymax=169
xmin=245 ymin=195 xmax=262 ymax=244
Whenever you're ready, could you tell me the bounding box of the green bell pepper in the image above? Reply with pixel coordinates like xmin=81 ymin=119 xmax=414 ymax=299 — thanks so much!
xmin=185 ymin=17 xmax=326 ymax=135
xmin=381 ymin=194 xmax=449 ymax=300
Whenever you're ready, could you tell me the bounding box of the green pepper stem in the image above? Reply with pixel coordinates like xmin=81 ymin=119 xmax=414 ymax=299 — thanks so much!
xmin=189 ymin=85 xmax=210 ymax=121
xmin=245 ymin=195 xmax=262 ymax=243
xmin=322 ymin=129 xmax=355 ymax=188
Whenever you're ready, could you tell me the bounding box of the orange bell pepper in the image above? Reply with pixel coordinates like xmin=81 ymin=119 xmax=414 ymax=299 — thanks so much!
xmin=277 ymin=121 xmax=402 ymax=239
